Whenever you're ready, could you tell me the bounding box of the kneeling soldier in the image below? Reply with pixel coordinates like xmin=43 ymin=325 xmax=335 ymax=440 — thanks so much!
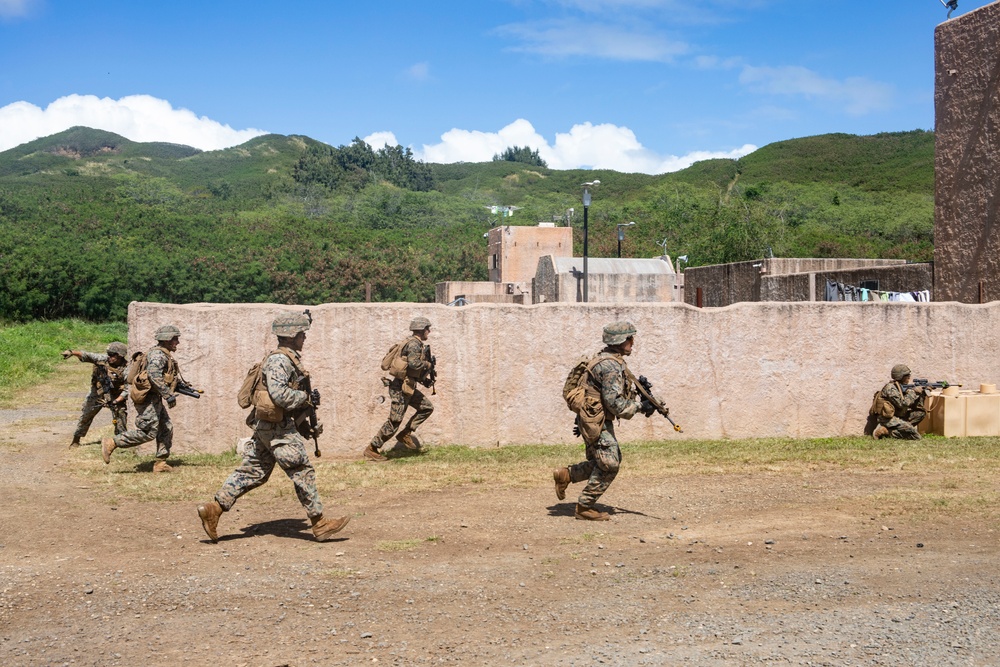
xmin=197 ymin=313 xmax=349 ymax=543
xmin=870 ymin=364 xmax=926 ymax=440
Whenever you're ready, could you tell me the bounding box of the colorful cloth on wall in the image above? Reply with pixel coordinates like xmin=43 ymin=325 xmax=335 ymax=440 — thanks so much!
xmin=824 ymin=281 xmax=930 ymax=303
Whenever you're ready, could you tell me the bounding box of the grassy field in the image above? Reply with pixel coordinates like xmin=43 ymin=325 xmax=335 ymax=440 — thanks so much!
xmin=67 ymin=435 xmax=1000 ymax=519
xmin=0 ymin=319 xmax=128 ymax=405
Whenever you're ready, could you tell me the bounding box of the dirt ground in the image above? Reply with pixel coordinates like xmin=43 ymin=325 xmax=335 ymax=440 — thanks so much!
xmin=1 ymin=364 xmax=999 ymax=667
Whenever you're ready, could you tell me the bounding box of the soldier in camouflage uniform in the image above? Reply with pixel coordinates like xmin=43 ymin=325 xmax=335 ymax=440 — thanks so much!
xmin=553 ymin=321 xmax=643 ymax=521
xmin=363 ymin=316 xmax=435 ymax=462
xmin=102 ymin=325 xmax=183 ymax=472
xmin=63 ymin=342 xmax=129 ymax=448
xmin=871 ymin=364 xmax=926 ymax=440
xmin=196 ymin=313 xmax=349 ymax=543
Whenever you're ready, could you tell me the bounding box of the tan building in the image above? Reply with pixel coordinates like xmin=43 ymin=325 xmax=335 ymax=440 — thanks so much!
xmin=436 ymin=223 xmax=573 ymax=304
xmin=532 ymin=256 xmax=678 ymax=304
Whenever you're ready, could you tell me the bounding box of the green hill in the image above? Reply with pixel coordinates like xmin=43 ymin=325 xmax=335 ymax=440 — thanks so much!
xmin=0 ymin=127 xmax=935 ymax=321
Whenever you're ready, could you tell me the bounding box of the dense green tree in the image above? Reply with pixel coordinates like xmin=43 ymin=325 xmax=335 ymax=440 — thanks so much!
xmin=492 ymin=145 xmax=548 ymax=168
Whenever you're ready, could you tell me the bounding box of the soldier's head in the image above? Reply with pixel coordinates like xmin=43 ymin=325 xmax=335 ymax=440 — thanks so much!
xmin=891 ymin=364 xmax=911 ymax=383
xmin=409 ymin=316 xmax=431 ymax=341
xmin=272 ymin=312 xmax=311 ymax=350
xmin=603 ymin=321 xmax=637 ymax=355
xmin=106 ymin=341 xmax=128 ymax=365
xmin=154 ymin=325 xmax=180 ymax=351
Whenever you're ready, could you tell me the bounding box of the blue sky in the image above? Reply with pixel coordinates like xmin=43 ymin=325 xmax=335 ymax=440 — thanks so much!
xmin=0 ymin=0 xmax=992 ymax=173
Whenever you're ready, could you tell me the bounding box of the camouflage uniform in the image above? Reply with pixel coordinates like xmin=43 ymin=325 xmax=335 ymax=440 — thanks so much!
xmin=877 ymin=381 xmax=926 ymax=440
xmin=72 ymin=350 xmax=128 ymax=441
xmin=214 ymin=347 xmax=324 ymax=519
xmin=567 ymin=349 xmax=641 ymax=508
xmin=114 ymin=346 xmax=178 ymax=460
xmin=369 ymin=335 xmax=434 ymax=452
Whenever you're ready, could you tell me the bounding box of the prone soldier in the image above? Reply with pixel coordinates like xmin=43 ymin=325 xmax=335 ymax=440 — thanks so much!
xmin=63 ymin=342 xmax=129 ymax=448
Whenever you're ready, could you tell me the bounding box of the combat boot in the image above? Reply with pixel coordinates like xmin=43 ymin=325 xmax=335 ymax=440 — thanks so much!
xmin=153 ymin=459 xmax=173 ymax=473
xmin=575 ymin=504 xmax=611 ymax=521
xmin=68 ymin=438 xmax=81 ymax=449
xmin=101 ymin=436 xmax=116 ymax=464
xmin=197 ymin=500 xmax=223 ymax=543
xmin=363 ymin=443 xmax=388 ymax=462
xmin=872 ymin=425 xmax=889 ymax=440
xmin=396 ymin=431 xmax=419 ymax=450
xmin=311 ymin=515 xmax=350 ymax=541
xmin=553 ymin=466 xmax=571 ymax=500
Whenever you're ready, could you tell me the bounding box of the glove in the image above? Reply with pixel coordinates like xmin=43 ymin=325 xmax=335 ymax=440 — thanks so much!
xmin=572 ymin=424 xmax=581 ymax=438
xmin=61 ymin=350 xmax=72 ymax=359
xmin=309 ymin=389 xmax=321 ymax=406
xmin=640 ymin=400 xmax=656 ymax=418
xmin=312 ymin=421 xmax=324 ymax=437
xmin=166 ymin=394 xmax=177 ymax=408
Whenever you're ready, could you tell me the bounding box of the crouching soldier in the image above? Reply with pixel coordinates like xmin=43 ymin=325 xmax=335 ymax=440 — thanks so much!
xmin=870 ymin=364 xmax=927 ymax=440
xmin=63 ymin=342 xmax=129 ymax=448
xmin=197 ymin=313 xmax=349 ymax=543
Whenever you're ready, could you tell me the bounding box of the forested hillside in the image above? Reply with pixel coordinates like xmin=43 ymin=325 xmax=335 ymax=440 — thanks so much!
xmin=0 ymin=126 xmax=934 ymax=321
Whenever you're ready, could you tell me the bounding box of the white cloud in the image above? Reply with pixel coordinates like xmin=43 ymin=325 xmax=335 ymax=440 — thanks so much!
xmin=495 ymin=19 xmax=688 ymax=61
xmin=363 ymin=131 xmax=399 ymax=149
xmin=739 ymin=65 xmax=894 ymax=116
xmin=406 ymin=118 xmax=755 ymax=174
xmin=0 ymin=0 xmax=40 ymax=19
xmin=405 ymin=62 xmax=430 ymax=81
xmin=0 ymin=94 xmax=267 ymax=152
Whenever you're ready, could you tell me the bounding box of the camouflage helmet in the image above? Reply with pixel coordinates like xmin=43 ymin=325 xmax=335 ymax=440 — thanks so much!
xmin=154 ymin=325 xmax=181 ymax=341
xmin=272 ymin=312 xmax=311 ymax=337
xmin=603 ymin=321 xmax=637 ymax=346
xmin=891 ymin=364 xmax=911 ymax=382
xmin=106 ymin=341 xmax=128 ymax=358
xmin=409 ymin=316 xmax=431 ymax=332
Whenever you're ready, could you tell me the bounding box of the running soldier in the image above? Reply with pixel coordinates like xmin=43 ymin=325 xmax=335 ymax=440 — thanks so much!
xmin=102 ymin=324 xmax=184 ymax=472
xmin=63 ymin=342 xmax=129 ymax=448
xmin=870 ymin=364 xmax=927 ymax=440
xmin=553 ymin=321 xmax=643 ymax=521
xmin=196 ymin=313 xmax=349 ymax=543
xmin=363 ymin=316 xmax=435 ymax=462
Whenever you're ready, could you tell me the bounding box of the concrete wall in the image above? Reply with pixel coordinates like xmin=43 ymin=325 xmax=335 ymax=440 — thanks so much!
xmin=488 ymin=225 xmax=573 ymax=283
xmin=684 ymin=258 xmax=910 ymax=307
xmin=128 ymin=300 xmax=1000 ymax=456
xmin=761 ymin=263 xmax=934 ymax=302
xmin=934 ymin=2 xmax=1000 ymax=303
xmin=533 ymin=256 xmax=676 ymax=304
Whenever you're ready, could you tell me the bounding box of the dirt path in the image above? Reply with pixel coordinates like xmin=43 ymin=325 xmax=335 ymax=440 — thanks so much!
xmin=1 ymin=364 xmax=999 ymax=666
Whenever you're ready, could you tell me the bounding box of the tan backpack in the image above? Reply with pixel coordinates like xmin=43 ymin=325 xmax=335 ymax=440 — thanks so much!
xmin=562 ymin=355 xmax=607 ymax=444
xmin=869 ymin=385 xmax=897 ymax=420
xmin=236 ymin=349 xmax=300 ymax=423
xmin=127 ymin=351 xmax=151 ymax=403
xmin=380 ymin=338 xmax=411 ymax=379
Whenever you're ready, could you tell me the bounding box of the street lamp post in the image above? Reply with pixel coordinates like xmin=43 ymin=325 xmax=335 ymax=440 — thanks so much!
xmin=581 ymin=180 xmax=599 ymax=302
xmin=616 ymin=221 xmax=635 ymax=258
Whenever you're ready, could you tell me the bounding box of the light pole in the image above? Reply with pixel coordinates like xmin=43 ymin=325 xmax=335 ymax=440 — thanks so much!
xmin=581 ymin=180 xmax=600 ymax=302
xmin=675 ymin=254 xmax=688 ymax=275
xmin=616 ymin=221 xmax=635 ymax=258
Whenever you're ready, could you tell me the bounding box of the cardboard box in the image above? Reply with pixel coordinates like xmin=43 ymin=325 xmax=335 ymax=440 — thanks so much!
xmin=921 ymin=391 xmax=1000 ymax=437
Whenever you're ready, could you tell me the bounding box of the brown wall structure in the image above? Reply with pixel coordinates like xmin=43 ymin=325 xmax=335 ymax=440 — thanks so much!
xmin=761 ymin=263 xmax=934 ymax=302
xmin=128 ymin=300 xmax=999 ymax=456
xmin=935 ymin=2 xmax=1000 ymax=303
xmin=683 ymin=258 xmax=916 ymax=307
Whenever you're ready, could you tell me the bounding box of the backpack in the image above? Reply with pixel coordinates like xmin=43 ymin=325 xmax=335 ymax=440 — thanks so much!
xmin=380 ymin=338 xmax=411 ymax=379
xmin=562 ymin=355 xmax=607 ymax=444
xmin=127 ymin=351 xmax=151 ymax=404
xmin=236 ymin=349 xmax=302 ymax=423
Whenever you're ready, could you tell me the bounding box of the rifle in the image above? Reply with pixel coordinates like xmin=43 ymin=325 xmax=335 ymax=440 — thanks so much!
xmin=421 ymin=344 xmax=437 ymax=395
xmin=634 ymin=375 xmax=683 ymax=433
xmin=297 ymin=375 xmax=322 ymax=458
xmin=902 ymin=379 xmax=959 ymax=392
xmin=175 ymin=380 xmax=204 ymax=399
xmin=95 ymin=362 xmax=126 ymax=425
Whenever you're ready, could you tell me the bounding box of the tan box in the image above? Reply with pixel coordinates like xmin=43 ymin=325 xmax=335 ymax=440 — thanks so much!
xmin=965 ymin=393 xmax=1000 ymax=436
xmin=921 ymin=391 xmax=1000 ymax=437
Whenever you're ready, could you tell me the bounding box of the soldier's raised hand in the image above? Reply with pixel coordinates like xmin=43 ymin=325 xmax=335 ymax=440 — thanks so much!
xmin=61 ymin=350 xmax=72 ymax=359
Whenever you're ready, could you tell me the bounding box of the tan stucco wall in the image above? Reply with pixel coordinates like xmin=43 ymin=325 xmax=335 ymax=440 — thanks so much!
xmin=488 ymin=225 xmax=573 ymax=283
xmin=128 ymin=300 xmax=1000 ymax=455
xmin=934 ymin=2 xmax=1000 ymax=302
